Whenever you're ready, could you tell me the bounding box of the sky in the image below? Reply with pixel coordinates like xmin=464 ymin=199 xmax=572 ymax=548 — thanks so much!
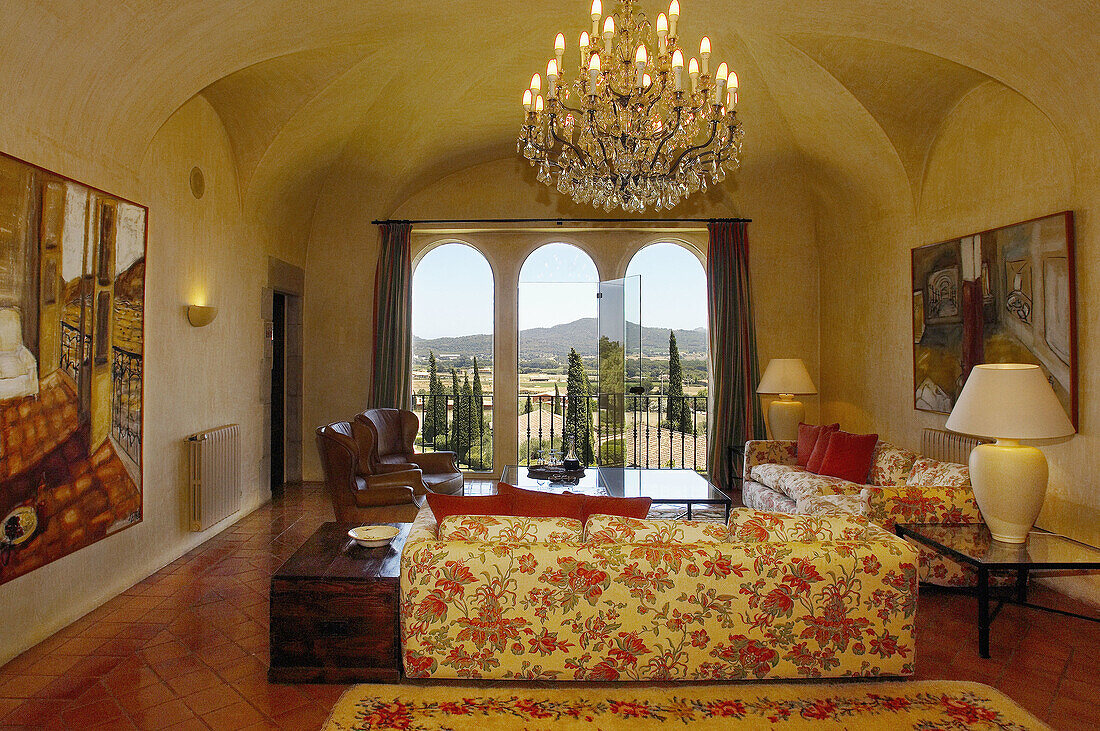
xmin=411 ymin=241 xmax=707 ymax=340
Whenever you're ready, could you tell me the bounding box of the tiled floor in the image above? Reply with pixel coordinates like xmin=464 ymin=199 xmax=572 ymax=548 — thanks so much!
xmin=2 ymin=482 xmax=1100 ymax=729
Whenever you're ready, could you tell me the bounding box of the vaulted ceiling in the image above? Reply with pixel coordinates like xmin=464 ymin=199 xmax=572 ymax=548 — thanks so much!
xmin=2 ymin=1 xmax=1096 ymax=251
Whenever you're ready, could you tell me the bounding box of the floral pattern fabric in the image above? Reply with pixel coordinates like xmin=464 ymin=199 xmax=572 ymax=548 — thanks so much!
xmin=585 ymin=515 xmax=729 ymax=544
xmin=741 ymin=481 xmax=797 ymax=514
xmin=743 ymin=440 xmax=796 ymax=475
xmin=438 ymin=515 xmax=582 ymax=543
xmin=796 ymin=493 xmax=866 ymax=518
xmin=863 ymin=484 xmax=983 ymax=587
xmin=726 ymin=508 xmax=881 ymax=543
xmin=906 ymin=457 xmax=971 ymax=488
xmin=748 ymin=464 xmax=807 ymax=490
xmin=869 ymin=442 xmax=920 ymax=486
xmin=401 ymin=511 xmax=917 ymax=681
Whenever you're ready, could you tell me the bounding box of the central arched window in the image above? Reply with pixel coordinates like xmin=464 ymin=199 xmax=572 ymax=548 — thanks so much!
xmin=518 ymin=243 xmax=599 ymax=464
xmin=625 ymin=241 xmax=709 ymax=470
xmin=411 ymin=242 xmax=493 ymax=470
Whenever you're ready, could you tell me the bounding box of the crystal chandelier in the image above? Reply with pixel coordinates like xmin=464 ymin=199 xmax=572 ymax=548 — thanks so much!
xmin=518 ymin=0 xmax=742 ymax=212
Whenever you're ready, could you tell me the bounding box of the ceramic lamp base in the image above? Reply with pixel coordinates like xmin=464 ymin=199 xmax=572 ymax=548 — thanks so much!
xmin=767 ymin=397 xmax=804 ymax=441
xmin=969 ymin=440 xmax=1048 ymax=543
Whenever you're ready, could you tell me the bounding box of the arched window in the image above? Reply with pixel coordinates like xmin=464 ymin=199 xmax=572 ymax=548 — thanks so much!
xmin=518 ymin=243 xmax=599 ymax=464
xmin=411 ymin=242 xmax=493 ymax=470
xmin=624 ymin=242 xmax=709 ymax=470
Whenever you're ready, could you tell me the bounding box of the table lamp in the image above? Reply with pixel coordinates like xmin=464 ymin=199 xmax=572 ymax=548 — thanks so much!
xmin=945 ymin=364 xmax=1074 ymax=543
xmin=756 ymin=358 xmax=817 ymax=441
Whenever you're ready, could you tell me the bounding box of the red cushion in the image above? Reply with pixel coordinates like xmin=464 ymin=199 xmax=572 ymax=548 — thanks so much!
xmin=818 ymin=431 xmax=879 ymax=483
xmin=496 ymin=483 xmax=588 ymax=520
xmin=806 ymin=429 xmax=835 ymax=473
xmin=796 ymin=422 xmax=839 ymax=468
xmin=578 ymin=495 xmax=652 ymax=521
xmin=425 ymin=492 xmax=515 ymax=523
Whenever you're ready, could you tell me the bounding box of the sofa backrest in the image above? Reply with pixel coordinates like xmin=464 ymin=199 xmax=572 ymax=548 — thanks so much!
xmin=868 ymin=441 xmax=921 ymax=486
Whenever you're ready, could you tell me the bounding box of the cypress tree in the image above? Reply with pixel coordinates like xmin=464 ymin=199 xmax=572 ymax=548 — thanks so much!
xmin=424 ymin=351 xmax=440 ymax=443
xmin=565 ymin=348 xmax=595 ymax=465
xmin=459 ymin=373 xmax=473 ymax=462
xmin=554 ymin=383 xmax=562 ymax=416
xmin=666 ymin=331 xmax=691 ymax=432
xmin=450 ymin=368 xmax=463 ymax=459
xmin=472 ymin=356 xmax=484 ymax=432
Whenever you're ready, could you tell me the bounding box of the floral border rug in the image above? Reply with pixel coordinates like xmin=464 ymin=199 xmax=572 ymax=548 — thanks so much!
xmin=323 ymin=680 xmax=1048 ymax=730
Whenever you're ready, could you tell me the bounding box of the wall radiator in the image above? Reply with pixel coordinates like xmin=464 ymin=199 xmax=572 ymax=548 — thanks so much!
xmin=921 ymin=427 xmax=988 ymax=465
xmin=187 ymin=424 xmax=241 ymax=532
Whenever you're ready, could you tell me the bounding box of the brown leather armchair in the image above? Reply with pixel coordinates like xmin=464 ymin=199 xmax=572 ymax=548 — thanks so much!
xmin=314 ymin=421 xmax=426 ymax=522
xmin=356 ymin=408 xmax=464 ymax=495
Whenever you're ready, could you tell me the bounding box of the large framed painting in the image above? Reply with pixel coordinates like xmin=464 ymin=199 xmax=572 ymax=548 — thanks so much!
xmin=912 ymin=211 xmax=1077 ymax=426
xmin=0 ymin=152 xmax=145 ymax=585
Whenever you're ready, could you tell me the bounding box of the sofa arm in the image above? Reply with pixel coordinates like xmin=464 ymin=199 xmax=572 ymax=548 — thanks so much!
xmin=408 ymin=451 xmax=459 ymax=474
xmin=862 ymin=484 xmax=982 ymax=530
xmin=742 ymin=440 xmax=797 ymax=476
xmin=365 ymin=468 xmax=426 ymax=494
xmin=353 ymin=482 xmax=416 ymax=507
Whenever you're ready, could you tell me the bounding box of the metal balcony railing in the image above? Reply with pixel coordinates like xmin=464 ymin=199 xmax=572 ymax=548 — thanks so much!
xmin=519 ymin=393 xmax=708 ymax=471
xmin=412 ymin=393 xmax=493 ymax=472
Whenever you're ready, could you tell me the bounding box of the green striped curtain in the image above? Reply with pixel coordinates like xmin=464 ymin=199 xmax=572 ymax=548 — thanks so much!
xmin=706 ymin=220 xmax=765 ymax=491
xmin=369 ymin=222 xmax=413 ymax=409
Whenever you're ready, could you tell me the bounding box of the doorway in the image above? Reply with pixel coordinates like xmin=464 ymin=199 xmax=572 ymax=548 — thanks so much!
xmin=270 ymin=292 xmax=286 ymax=493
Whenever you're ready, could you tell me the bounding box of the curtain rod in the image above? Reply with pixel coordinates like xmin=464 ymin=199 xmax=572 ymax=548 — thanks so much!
xmin=370 ymin=217 xmax=751 ymax=225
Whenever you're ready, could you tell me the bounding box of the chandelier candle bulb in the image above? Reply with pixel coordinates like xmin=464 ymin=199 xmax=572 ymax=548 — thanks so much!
xmin=602 ymin=16 xmax=615 ymax=53
xmin=715 ymin=62 xmax=728 ymax=100
xmin=669 ymin=0 xmax=679 ymax=37
xmin=555 ymin=33 xmax=565 ymax=67
xmin=591 ymin=0 xmax=601 ymax=36
xmin=671 ymin=48 xmax=684 ymax=89
xmin=588 ymin=53 xmax=601 ymax=91
xmin=700 ymin=37 xmax=710 ymax=74
xmin=656 ymin=13 xmax=668 ymax=52
xmin=688 ymin=57 xmax=699 ymax=92
xmin=635 ymin=45 xmax=647 ymax=86
xmin=530 ymin=72 xmax=541 ymax=95
xmin=534 ymin=94 xmax=543 ymax=114
xmin=522 ymin=88 xmax=532 ymax=111
xmin=580 ymin=32 xmax=590 ymax=66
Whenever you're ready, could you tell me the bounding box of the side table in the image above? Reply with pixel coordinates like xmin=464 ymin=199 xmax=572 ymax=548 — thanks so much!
xmin=895 ymin=522 xmax=1100 ymax=658
xmin=269 ymin=521 xmax=410 ymax=683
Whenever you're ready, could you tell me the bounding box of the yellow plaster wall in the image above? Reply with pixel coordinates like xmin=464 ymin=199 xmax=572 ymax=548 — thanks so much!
xmin=0 ymin=96 xmax=272 ymax=664
xmin=302 ymin=154 xmax=821 ymax=480
xmin=819 ymin=82 xmax=1100 ymax=603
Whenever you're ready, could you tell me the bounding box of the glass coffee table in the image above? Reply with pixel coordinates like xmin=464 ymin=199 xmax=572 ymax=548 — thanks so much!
xmin=895 ymin=523 xmax=1100 ymax=658
xmin=498 ymin=466 xmax=732 ymax=521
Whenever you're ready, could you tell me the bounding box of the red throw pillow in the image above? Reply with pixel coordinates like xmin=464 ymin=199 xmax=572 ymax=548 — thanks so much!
xmin=496 ymin=483 xmax=588 ymax=520
xmin=818 ymin=431 xmax=879 ymax=483
xmin=425 ymin=492 xmax=515 ymax=523
xmin=579 ymin=495 xmax=652 ymax=521
xmin=796 ymin=422 xmax=839 ymax=468
xmin=806 ymin=430 xmax=835 ymax=473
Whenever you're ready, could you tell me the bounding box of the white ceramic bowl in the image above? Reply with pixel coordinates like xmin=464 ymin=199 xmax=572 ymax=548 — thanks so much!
xmin=347 ymin=524 xmax=400 ymax=548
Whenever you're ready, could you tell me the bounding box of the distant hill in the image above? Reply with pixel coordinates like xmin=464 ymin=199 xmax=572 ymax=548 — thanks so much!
xmin=414 ymin=318 xmax=706 ymax=361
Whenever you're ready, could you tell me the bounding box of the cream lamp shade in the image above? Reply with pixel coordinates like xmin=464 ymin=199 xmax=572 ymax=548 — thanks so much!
xmin=756 ymin=358 xmax=817 ymax=396
xmin=945 ymin=364 xmax=1074 ymax=543
xmin=757 ymin=359 xmax=817 ymax=441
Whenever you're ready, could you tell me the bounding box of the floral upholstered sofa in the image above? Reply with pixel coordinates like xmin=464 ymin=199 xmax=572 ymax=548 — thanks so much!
xmin=400 ymin=507 xmax=917 ymax=681
xmin=742 ymin=439 xmax=983 ymax=586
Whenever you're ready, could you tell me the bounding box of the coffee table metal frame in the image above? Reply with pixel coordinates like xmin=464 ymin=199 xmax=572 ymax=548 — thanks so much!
xmin=895 ymin=523 xmax=1100 ymax=658
xmin=500 ymin=465 xmax=733 ymax=522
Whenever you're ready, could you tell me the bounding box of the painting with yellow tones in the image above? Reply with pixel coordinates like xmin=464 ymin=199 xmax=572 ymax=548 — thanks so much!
xmin=0 ymin=152 xmax=145 ymax=585
xmin=912 ymin=211 xmax=1077 ymax=426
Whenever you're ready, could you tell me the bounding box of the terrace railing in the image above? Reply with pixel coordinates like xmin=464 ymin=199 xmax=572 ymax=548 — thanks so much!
xmin=111 ymin=346 xmax=143 ymax=464
xmin=519 ymin=393 xmax=708 ymax=472
xmin=412 ymin=393 xmax=493 ymax=472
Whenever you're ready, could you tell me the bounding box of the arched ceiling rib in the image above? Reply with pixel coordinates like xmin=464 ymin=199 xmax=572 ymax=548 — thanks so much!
xmin=2 ymin=1 xmax=1096 ymax=258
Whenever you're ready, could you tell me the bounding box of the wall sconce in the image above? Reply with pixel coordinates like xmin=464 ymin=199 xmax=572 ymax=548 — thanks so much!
xmin=187 ymin=305 xmax=218 ymax=327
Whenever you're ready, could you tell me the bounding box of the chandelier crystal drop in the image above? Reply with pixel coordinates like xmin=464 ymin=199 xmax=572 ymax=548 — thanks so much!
xmin=518 ymin=0 xmax=742 ymax=212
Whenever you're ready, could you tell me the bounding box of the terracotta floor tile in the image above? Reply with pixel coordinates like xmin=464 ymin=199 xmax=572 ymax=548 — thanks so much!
xmin=60 ymin=697 xmax=127 ymax=727
xmin=0 ymin=698 xmax=69 ymax=727
xmin=114 ymin=681 xmax=177 ymax=714
xmin=179 ymin=683 xmax=244 ymax=716
xmin=200 ymin=700 xmax=266 ymax=729
xmin=165 ymin=669 xmax=223 ymax=697
xmin=0 ymin=674 xmax=60 ymax=698
xmin=269 ymin=702 xmax=332 ymax=730
xmin=125 ymin=698 xmax=196 ymax=731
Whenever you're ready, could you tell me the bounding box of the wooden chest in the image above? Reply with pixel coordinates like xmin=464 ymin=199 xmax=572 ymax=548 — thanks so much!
xmin=269 ymin=521 xmax=410 ymax=683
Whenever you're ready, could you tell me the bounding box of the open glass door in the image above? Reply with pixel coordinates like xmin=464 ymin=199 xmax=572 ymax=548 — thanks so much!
xmin=597 ymin=276 xmax=640 ymax=467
